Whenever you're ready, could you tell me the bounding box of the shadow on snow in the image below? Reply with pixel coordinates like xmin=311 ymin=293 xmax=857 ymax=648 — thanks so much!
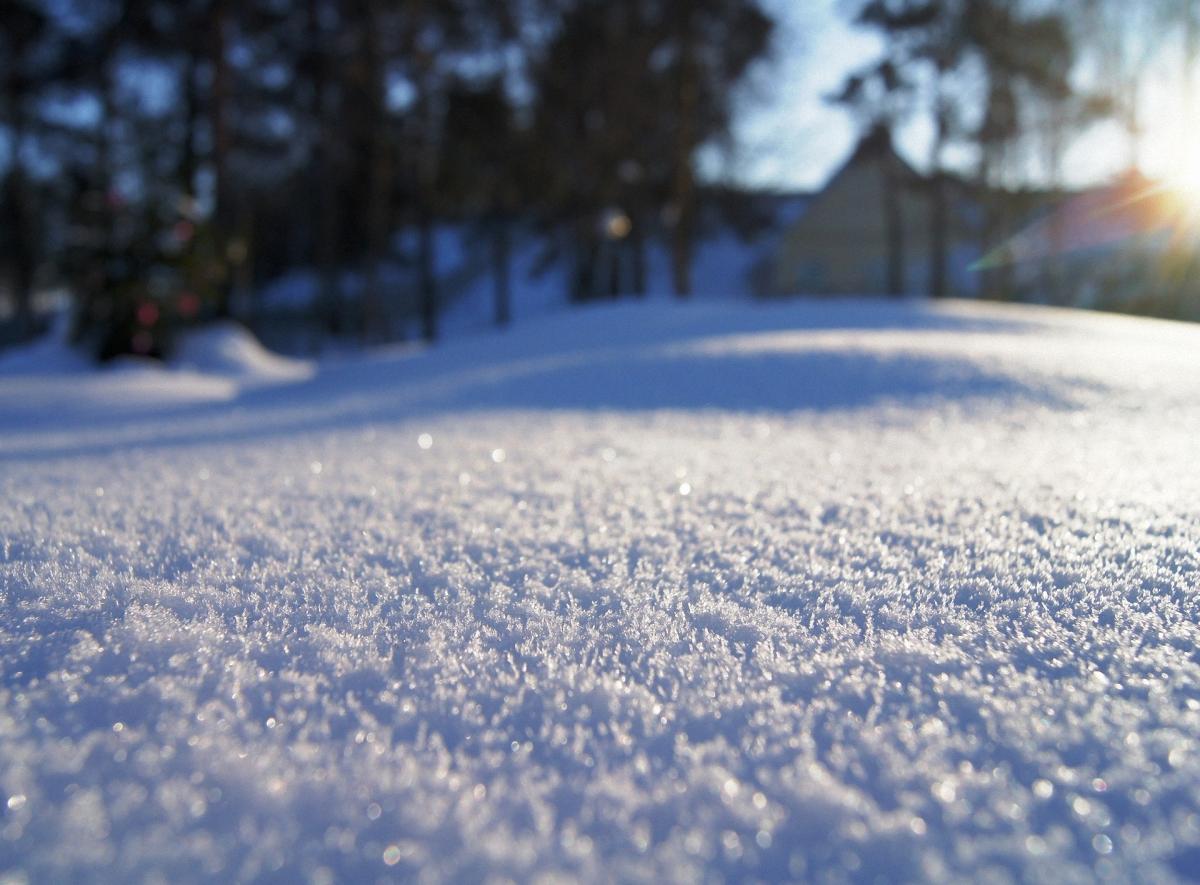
xmin=0 ymin=300 xmax=1081 ymax=461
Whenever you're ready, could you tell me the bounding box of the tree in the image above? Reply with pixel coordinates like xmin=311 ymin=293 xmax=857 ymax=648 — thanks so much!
xmin=658 ymin=0 xmax=772 ymax=297
xmin=439 ymin=78 xmax=525 ymax=327
xmin=527 ymin=0 xmax=665 ymax=302
xmin=527 ymin=0 xmax=772 ymax=301
xmin=0 ymin=0 xmax=52 ymax=342
xmin=844 ymin=0 xmax=1080 ymax=299
xmin=0 ymin=0 xmax=782 ymax=357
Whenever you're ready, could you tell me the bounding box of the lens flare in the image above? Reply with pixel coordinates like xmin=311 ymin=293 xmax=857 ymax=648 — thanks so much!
xmin=1163 ymin=165 xmax=1200 ymax=222
xmin=974 ymin=171 xmax=1200 ymax=272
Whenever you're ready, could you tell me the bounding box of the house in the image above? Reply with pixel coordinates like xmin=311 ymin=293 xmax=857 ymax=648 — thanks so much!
xmin=756 ymin=126 xmax=982 ymax=298
xmin=758 ymin=127 xmax=1200 ymax=318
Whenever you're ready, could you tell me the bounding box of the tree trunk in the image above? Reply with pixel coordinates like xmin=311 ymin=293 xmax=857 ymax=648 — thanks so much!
xmin=318 ymin=180 xmax=341 ymax=339
xmin=308 ymin=0 xmax=341 ymax=342
xmin=180 ymin=46 xmax=200 ymax=201
xmin=608 ymin=240 xmax=623 ymax=298
xmin=418 ymin=206 xmax=437 ymax=342
xmin=411 ymin=62 xmax=439 ymax=343
xmin=491 ymin=214 xmax=511 ymax=327
xmin=4 ymin=173 xmax=34 ymax=341
xmin=669 ymin=20 xmax=698 ymax=299
xmin=1044 ymin=112 xmax=1068 ymax=305
xmin=210 ymin=0 xmax=233 ymax=318
xmin=230 ymin=205 xmax=254 ymax=319
xmin=3 ymin=76 xmax=34 ymax=341
xmin=73 ymin=30 xmax=122 ymax=348
xmin=362 ymin=0 xmax=391 ymax=344
xmin=882 ymin=161 xmax=905 ymax=297
xmin=573 ymin=227 xmax=599 ymax=302
xmin=977 ymin=159 xmax=997 ymax=301
xmin=631 ymin=216 xmax=646 ymax=298
xmin=928 ymin=80 xmax=948 ymax=298
xmin=977 ymin=145 xmax=1014 ymax=302
xmin=929 ymin=173 xmax=947 ymax=298
xmin=1184 ymin=10 xmax=1198 ymax=169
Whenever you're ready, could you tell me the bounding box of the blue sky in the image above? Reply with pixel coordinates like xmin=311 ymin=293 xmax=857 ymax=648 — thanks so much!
xmin=727 ymin=0 xmax=889 ymax=191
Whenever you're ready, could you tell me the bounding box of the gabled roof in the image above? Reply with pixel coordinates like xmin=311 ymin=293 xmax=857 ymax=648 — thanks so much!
xmin=833 ymin=124 xmax=924 ymax=186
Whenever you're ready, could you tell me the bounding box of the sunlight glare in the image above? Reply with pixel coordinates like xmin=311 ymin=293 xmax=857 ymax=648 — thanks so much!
xmin=1165 ymin=163 xmax=1200 ymax=220
xmin=1139 ymin=80 xmax=1200 ymax=226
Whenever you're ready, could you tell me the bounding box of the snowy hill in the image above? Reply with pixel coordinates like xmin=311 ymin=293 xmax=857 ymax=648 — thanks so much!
xmin=2 ymin=298 xmax=1200 ymax=882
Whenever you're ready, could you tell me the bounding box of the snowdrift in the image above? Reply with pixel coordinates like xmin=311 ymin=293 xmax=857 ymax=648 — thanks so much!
xmin=172 ymin=321 xmax=314 ymax=387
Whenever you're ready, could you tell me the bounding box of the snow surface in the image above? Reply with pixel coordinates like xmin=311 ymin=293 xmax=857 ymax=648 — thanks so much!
xmin=3 ymin=298 xmax=1200 ymax=882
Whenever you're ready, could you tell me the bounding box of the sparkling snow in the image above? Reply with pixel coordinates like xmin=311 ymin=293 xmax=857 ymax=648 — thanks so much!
xmin=2 ymin=299 xmax=1200 ymax=882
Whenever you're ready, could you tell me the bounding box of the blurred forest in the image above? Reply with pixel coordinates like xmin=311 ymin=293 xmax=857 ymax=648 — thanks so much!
xmin=1 ymin=0 xmax=1199 ymax=360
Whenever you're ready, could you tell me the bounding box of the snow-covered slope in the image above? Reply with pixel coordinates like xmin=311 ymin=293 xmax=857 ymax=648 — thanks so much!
xmin=172 ymin=322 xmax=315 ymax=388
xmin=2 ymin=298 xmax=1200 ymax=882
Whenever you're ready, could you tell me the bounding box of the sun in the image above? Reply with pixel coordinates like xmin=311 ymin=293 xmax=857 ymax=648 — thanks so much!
xmin=1152 ymin=156 xmax=1200 ymax=235
xmin=1164 ymin=164 xmax=1200 ymax=218
xmin=1131 ymin=81 xmax=1200 ymax=225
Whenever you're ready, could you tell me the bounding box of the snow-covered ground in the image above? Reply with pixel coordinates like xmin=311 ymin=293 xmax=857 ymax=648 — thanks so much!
xmin=2 ymin=298 xmax=1200 ymax=882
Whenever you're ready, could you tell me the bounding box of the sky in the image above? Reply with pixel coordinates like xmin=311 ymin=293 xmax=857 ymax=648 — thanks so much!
xmin=734 ymin=1 xmax=1196 ymax=195
xmin=724 ymin=0 xmax=883 ymax=192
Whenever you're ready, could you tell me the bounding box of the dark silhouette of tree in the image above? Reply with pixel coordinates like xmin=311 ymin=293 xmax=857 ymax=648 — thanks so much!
xmin=659 ymin=0 xmax=772 ymax=298
xmin=527 ymin=1 xmax=663 ymax=302
xmin=1 ymin=0 xmax=52 ymax=342
xmin=527 ymin=0 xmax=772 ymax=302
xmin=0 ymin=0 xmax=783 ymax=355
xmin=439 ymin=78 xmax=525 ymax=327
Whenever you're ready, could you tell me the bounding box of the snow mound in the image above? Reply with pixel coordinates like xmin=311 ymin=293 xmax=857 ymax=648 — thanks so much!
xmin=171 ymin=321 xmax=314 ymax=387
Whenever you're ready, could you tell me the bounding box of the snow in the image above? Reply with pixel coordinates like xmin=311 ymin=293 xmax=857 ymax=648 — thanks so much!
xmin=0 ymin=319 xmax=313 ymax=429
xmin=171 ymin=322 xmax=314 ymax=388
xmin=3 ymin=297 xmax=1200 ymax=882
